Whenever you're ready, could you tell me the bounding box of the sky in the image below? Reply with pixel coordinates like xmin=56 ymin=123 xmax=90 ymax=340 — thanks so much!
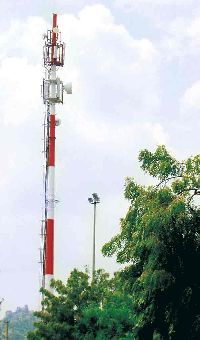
xmin=0 ymin=0 xmax=200 ymax=315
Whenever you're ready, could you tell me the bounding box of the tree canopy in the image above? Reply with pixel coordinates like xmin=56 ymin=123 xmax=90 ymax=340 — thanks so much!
xmin=28 ymin=269 xmax=134 ymax=339
xmin=102 ymin=145 xmax=200 ymax=339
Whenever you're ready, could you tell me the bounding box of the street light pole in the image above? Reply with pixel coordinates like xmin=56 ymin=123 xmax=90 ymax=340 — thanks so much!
xmin=92 ymin=201 xmax=96 ymax=279
xmin=88 ymin=193 xmax=100 ymax=281
xmin=4 ymin=321 xmax=9 ymax=340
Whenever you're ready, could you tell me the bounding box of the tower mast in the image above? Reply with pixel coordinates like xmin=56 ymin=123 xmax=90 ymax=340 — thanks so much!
xmin=41 ymin=14 xmax=72 ymax=291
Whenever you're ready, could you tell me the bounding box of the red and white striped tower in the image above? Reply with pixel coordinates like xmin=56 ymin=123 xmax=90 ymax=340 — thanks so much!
xmin=41 ymin=14 xmax=72 ymax=292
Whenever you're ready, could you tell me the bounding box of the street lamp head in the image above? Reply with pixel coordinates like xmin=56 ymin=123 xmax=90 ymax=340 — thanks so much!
xmin=92 ymin=193 xmax=100 ymax=204
xmin=88 ymin=193 xmax=100 ymax=204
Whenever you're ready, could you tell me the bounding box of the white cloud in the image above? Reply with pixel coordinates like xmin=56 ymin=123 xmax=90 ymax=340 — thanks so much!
xmin=0 ymin=16 xmax=47 ymax=62
xmin=115 ymin=0 xmax=197 ymax=13
xmin=64 ymin=113 xmax=167 ymax=148
xmin=168 ymin=80 xmax=200 ymax=158
xmin=59 ymin=5 xmax=161 ymax=129
xmin=182 ymin=81 xmax=200 ymax=110
xmin=187 ymin=17 xmax=200 ymax=38
xmin=159 ymin=14 xmax=200 ymax=61
xmin=0 ymin=58 xmax=42 ymax=125
xmin=180 ymin=81 xmax=200 ymax=128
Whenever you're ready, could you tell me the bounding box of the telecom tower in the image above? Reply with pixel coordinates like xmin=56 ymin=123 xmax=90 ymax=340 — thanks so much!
xmin=40 ymin=14 xmax=72 ymax=292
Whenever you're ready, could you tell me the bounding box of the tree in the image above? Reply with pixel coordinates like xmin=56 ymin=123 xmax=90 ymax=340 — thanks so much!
xmin=102 ymin=146 xmax=200 ymax=339
xmin=28 ymin=269 xmax=134 ymax=339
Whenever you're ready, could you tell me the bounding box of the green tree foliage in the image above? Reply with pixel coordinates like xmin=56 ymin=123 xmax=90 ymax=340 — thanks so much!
xmin=102 ymin=146 xmax=200 ymax=339
xmin=28 ymin=269 xmax=134 ymax=340
xmin=0 ymin=305 xmax=36 ymax=339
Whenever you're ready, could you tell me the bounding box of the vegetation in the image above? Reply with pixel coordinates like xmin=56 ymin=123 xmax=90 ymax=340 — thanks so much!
xmin=29 ymin=146 xmax=200 ymax=339
xmin=103 ymin=145 xmax=200 ymax=339
xmin=0 ymin=305 xmax=36 ymax=339
xmin=28 ymin=269 xmax=134 ymax=339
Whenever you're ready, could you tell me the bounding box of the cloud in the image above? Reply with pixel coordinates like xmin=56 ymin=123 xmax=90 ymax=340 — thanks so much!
xmin=182 ymin=81 xmax=200 ymax=110
xmin=161 ymin=16 xmax=200 ymax=61
xmin=115 ymin=0 xmax=197 ymax=13
xmin=180 ymin=81 xmax=200 ymax=129
xmin=163 ymin=80 xmax=200 ymax=158
xmin=59 ymin=4 xmax=161 ymax=127
xmin=0 ymin=58 xmax=42 ymax=125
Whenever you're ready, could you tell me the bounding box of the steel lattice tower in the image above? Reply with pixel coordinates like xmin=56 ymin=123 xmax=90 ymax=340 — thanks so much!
xmin=41 ymin=14 xmax=72 ymax=291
